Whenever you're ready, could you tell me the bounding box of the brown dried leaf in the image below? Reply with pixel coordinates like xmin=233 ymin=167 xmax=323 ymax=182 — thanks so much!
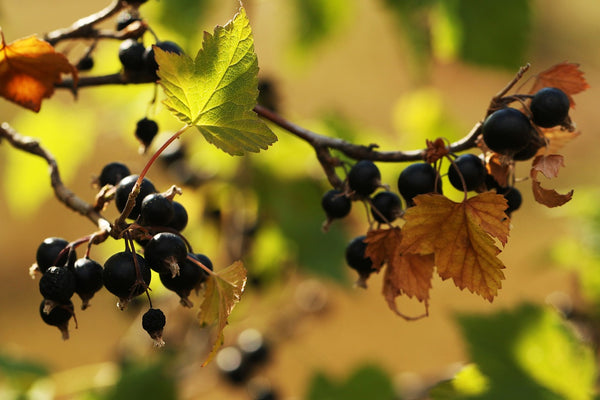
xmin=530 ymin=62 xmax=589 ymax=107
xmin=0 ymin=34 xmax=77 ymax=112
xmin=399 ymin=192 xmax=509 ymax=301
xmin=364 ymin=227 xmax=402 ymax=272
xmin=485 ymin=153 xmax=510 ymax=187
xmin=530 ymin=154 xmax=573 ymax=207
xmin=383 ymin=252 xmax=434 ymax=309
xmin=542 ymin=128 xmax=581 ymax=154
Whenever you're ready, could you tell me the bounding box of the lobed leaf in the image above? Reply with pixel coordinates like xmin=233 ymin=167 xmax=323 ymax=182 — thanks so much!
xmin=156 ymin=7 xmax=277 ymax=156
xmin=197 ymin=260 xmax=247 ymax=366
xmin=0 ymin=34 xmax=77 ymax=112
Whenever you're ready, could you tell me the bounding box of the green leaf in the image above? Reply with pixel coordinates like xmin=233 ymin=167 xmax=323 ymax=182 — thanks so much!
xmin=307 ymin=364 xmax=395 ymax=400
xmin=102 ymin=358 xmax=177 ymax=400
xmin=292 ymin=0 xmax=354 ymax=50
xmin=197 ymin=260 xmax=247 ymax=366
xmin=156 ymin=7 xmax=277 ymax=156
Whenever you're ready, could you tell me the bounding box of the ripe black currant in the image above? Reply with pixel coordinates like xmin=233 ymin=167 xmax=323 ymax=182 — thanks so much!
xmin=143 ymin=41 xmax=184 ymax=79
xmin=142 ymin=308 xmax=166 ymax=347
xmin=76 ymin=56 xmax=94 ymax=71
xmin=321 ymin=189 xmax=352 ymax=220
xmin=348 ymin=160 xmax=381 ymax=197
xmin=114 ymin=174 xmax=157 ymax=219
xmin=448 ymin=154 xmax=486 ymax=192
xmin=144 ymin=232 xmax=188 ymax=276
xmin=499 ymin=186 xmax=522 ymax=216
xmin=103 ymin=251 xmax=151 ymax=309
xmin=345 ymin=235 xmax=374 ymax=286
xmin=513 ymin=136 xmax=544 ymax=161
xmin=168 ymin=201 xmax=189 ymax=231
xmin=135 ymin=117 xmax=159 ymax=150
xmin=397 ymin=162 xmax=441 ymax=206
xmin=159 ymin=253 xmax=206 ymax=307
xmin=140 ymin=193 xmax=174 ymax=227
xmin=98 ymin=162 xmax=131 ymax=187
xmin=482 ymin=108 xmax=533 ymax=155
xmin=39 ymin=266 xmax=76 ymax=304
xmin=72 ymin=257 xmax=104 ymax=309
xmin=370 ymin=191 xmax=402 ymax=223
xmin=530 ymin=87 xmax=570 ymax=128
xmin=118 ymin=39 xmax=146 ymax=71
xmin=39 ymin=300 xmax=74 ymax=340
xmin=35 ymin=237 xmax=69 ymax=274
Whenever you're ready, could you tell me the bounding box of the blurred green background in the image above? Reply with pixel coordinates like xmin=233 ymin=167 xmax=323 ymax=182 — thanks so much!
xmin=0 ymin=0 xmax=599 ymax=399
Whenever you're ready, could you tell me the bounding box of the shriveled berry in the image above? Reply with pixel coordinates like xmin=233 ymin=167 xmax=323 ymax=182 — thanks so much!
xmin=482 ymin=108 xmax=533 ymax=155
xmin=397 ymin=163 xmax=441 ymax=206
xmin=36 ymin=237 xmax=69 ymax=274
xmin=39 ymin=300 xmax=74 ymax=340
xmin=144 ymin=232 xmax=188 ymax=276
xmin=103 ymin=251 xmax=151 ymax=308
xmin=140 ymin=193 xmax=174 ymax=227
xmin=530 ymin=87 xmax=570 ymax=128
xmin=39 ymin=266 xmax=76 ymax=304
xmin=348 ymin=160 xmax=381 ymax=196
xmin=321 ymin=189 xmax=352 ymax=220
xmin=72 ymin=258 xmax=104 ymax=309
xmin=114 ymin=174 xmax=156 ymax=219
xmin=448 ymin=154 xmax=486 ymax=192
xmin=99 ymin=162 xmax=130 ymax=187
xmin=370 ymin=191 xmax=401 ymax=223
xmin=142 ymin=308 xmax=166 ymax=346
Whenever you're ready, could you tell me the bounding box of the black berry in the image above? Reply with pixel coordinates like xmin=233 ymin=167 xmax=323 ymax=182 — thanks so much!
xmin=345 ymin=235 xmax=374 ymax=286
xmin=348 ymin=160 xmax=381 ymax=197
xmin=321 ymin=189 xmax=352 ymax=220
xmin=39 ymin=300 xmax=74 ymax=340
xmin=103 ymin=251 xmax=151 ymax=309
xmin=144 ymin=232 xmax=188 ymax=276
xmin=370 ymin=191 xmax=402 ymax=223
xmin=397 ymin=162 xmax=441 ymax=206
xmin=99 ymin=162 xmax=130 ymax=187
xmin=36 ymin=237 xmax=69 ymax=274
xmin=72 ymin=257 xmax=104 ymax=309
xmin=142 ymin=308 xmax=166 ymax=347
xmin=530 ymin=87 xmax=570 ymax=128
xmin=513 ymin=136 xmax=544 ymax=161
xmin=159 ymin=253 xmax=205 ymax=307
xmin=482 ymin=108 xmax=533 ymax=155
xmin=114 ymin=174 xmax=157 ymax=220
xmin=448 ymin=154 xmax=486 ymax=192
xmin=140 ymin=193 xmax=174 ymax=227
xmin=76 ymin=56 xmax=94 ymax=71
xmin=168 ymin=201 xmax=189 ymax=231
xmin=499 ymin=186 xmax=522 ymax=216
xmin=135 ymin=117 xmax=159 ymax=150
xmin=118 ymin=39 xmax=145 ymax=71
xmin=39 ymin=266 xmax=76 ymax=304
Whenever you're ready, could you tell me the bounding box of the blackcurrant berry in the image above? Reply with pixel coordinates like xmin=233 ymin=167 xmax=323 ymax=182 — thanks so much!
xmin=143 ymin=41 xmax=184 ymax=79
xmin=118 ymin=39 xmax=145 ymax=71
xmin=135 ymin=117 xmax=159 ymax=150
xmin=76 ymin=56 xmax=94 ymax=71
xmin=530 ymin=87 xmax=570 ymax=128
xmin=345 ymin=235 xmax=374 ymax=286
xmin=499 ymin=186 xmax=522 ymax=216
xmin=103 ymin=251 xmax=151 ymax=309
xmin=482 ymin=108 xmax=533 ymax=155
xmin=114 ymin=174 xmax=157 ymax=220
xmin=39 ymin=300 xmax=74 ymax=340
xmin=144 ymin=232 xmax=188 ymax=276
xmin=168 ymin=201 xmax=189 ymax=231
xmin=370 ymin=191 xmax=402 ymax=223
xmin=448 ymin=154 xmax=486 ymax=192
xmin=39 ymin=266 xmax=76 ymax=304
xmin=512 ymin=136 xmax=544 ymax=161
xmin=397 ymin=162 xmax=441 ymax=206
xmin=159 ymin=253 xmax=205 ymax=307
xmin=321 ymin=189 xmax=352 ymax=220
xmin=348 ymin=160 xmax=381 ymax=197
xmin=72 ymin=257 xmax=104 ymax=309
xmin=116 ymin=10 xmax=140 ymax=31
xmin=142 ymin=308 xmax=166 ymax=347
xmin=36 ymin=237 xmax=69 ymax=274
xmin=99 ymin=162 xmax=131 ymax=187
xmin=140 ymin=193 xmax=174 ymax=227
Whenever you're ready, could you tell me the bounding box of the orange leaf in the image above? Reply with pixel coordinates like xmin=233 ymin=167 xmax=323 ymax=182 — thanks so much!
xmin=364 ymin=227 xmax=402 ymax=272
xmin=383 ymin=252 xmax=434 ymax=315
xmin=542 ymin=128 xmax=580 ymax=154
xmin=0 ymin=34 xmax=77 ymax=112
xmin=485 ymin=153 xmax=509 ymax=187
xmin=529 ymin=62 xmax=589 ymax=107
xmin=399 ymin=193 xmax=510 ymax=301
xmin=530 ymin=154 xmax=573 ymax=207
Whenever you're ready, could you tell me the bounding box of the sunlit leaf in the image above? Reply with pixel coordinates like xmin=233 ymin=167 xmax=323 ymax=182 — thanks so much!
xmin=156 ymin=7 xmax=277 ymax=156
xmin=0 ymin=34 xmax=77 ymax=112
xmin=530 ymin=62 xmax=590 ymax=107
xmin=530 ymin=155 xmax=573 ymax=207
xmin=307 ymin=364 xmax=395 ymax=400
xmin=399 ymin=192 xmax=509 ymax=301
xmin=197 ymin=260 xmax=247 ymax=366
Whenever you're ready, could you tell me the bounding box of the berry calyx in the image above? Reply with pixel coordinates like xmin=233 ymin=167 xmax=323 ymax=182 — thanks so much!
xmin=370 ymin=191 xmax=402 ymax=223
xmin=482 ymin=108 xmax=533 ymax=156
xmin=530 ymin=87 xmax=570 ymax=128
xmin=144 ymin=232 xmax=188 ymax=276
xmin=345 ymin=235 xmax=374 ymax=287
xmin=159 ymin=253 xmax=207 ymax=307
xmin=348 ymin=160 xmax=381 ymax=197
xmin=72 ymin=257 xmax=104 ymax=309
xmin=321 ymin=189 xmax=352 ymax=220
xmin=142 ymin=308 xmax=166 ymax=347
xmin=397 ymin=162 xmax=441 ymax=206
xmin=103 ymin=251 xmax=151 ymax=309
xmin=448 ymin=154 xmax=486 ymax=192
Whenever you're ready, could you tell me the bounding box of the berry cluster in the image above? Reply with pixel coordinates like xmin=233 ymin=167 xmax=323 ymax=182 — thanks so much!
xmin=33 ymin=161 xmax=214 ymax=345
xmin=322 ymin=86 xmax=570 ymax=285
